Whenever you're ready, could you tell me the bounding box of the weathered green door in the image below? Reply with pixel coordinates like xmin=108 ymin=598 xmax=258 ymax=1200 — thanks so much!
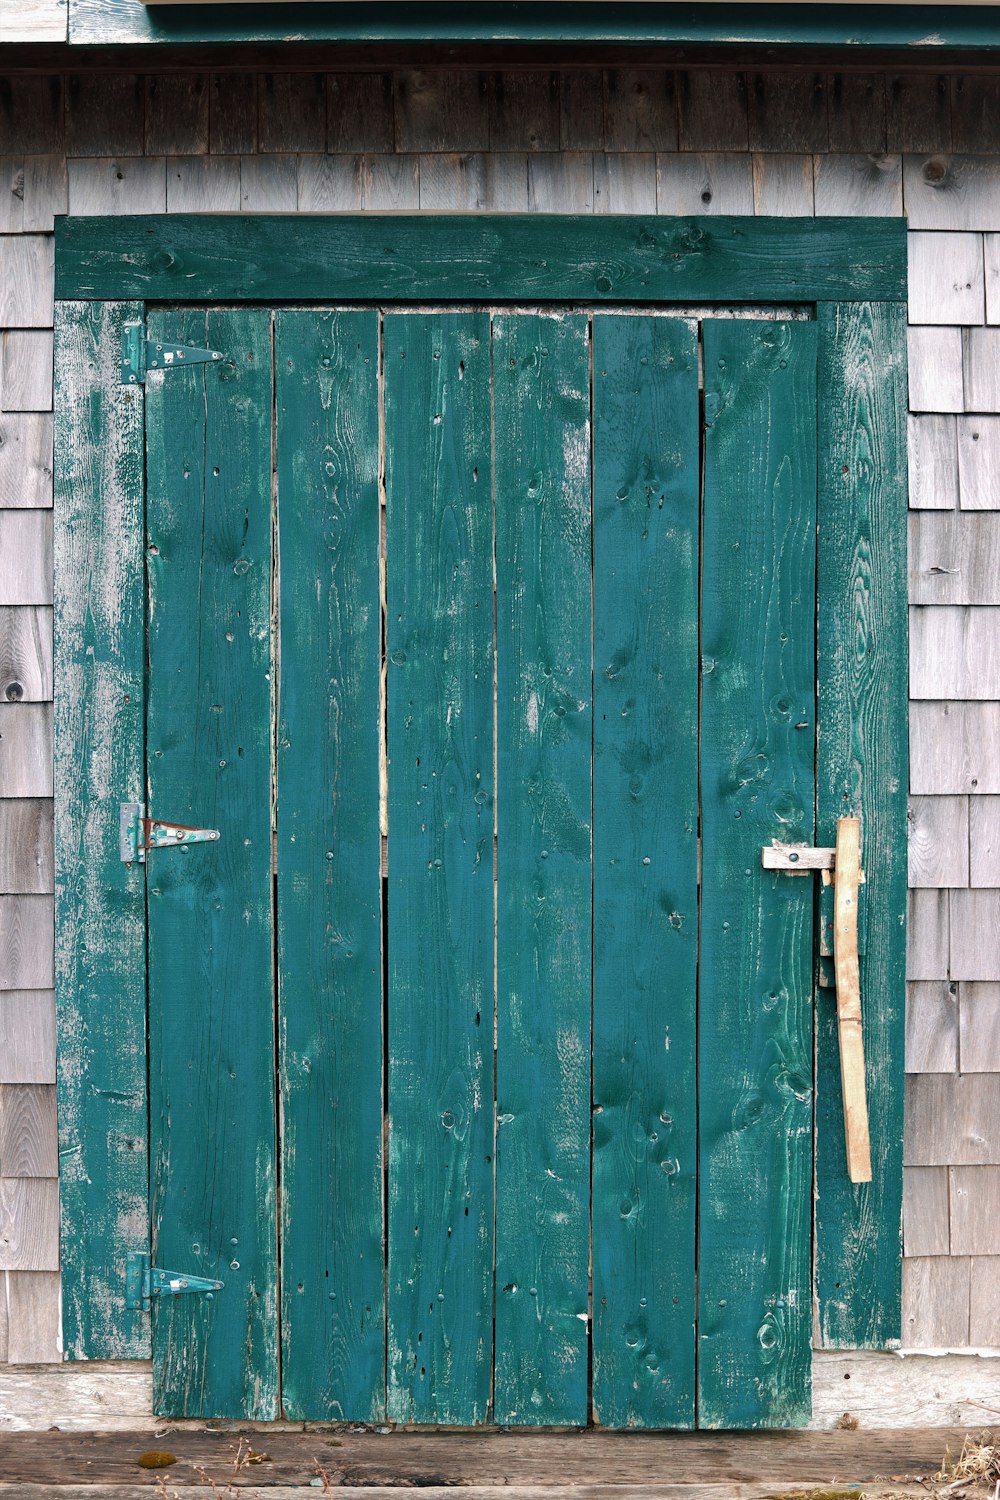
xmin=141 ymin=306 xmax=818 ymax=1427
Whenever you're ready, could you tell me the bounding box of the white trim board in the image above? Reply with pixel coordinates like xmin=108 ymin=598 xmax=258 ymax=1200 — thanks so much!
xmin=0 ymin=1352 xmax=998 ymax=1432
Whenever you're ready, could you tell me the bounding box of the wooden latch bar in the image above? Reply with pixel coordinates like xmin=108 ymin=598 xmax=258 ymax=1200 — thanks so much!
xmin=762 ymin=816 xmax=872 ymax=1185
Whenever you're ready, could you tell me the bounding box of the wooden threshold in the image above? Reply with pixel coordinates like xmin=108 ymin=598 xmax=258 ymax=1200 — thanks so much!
xmin=0 ymin=1428 xmax=974 ymax=1496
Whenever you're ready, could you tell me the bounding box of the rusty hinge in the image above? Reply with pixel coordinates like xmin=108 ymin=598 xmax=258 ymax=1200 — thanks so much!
xmin=119 ymin=801 xmax=220 ymax=865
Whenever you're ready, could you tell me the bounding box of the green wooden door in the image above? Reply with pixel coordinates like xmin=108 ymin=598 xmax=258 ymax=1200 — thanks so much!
xmin=140 ymin=306 xmax=822 ymax=1427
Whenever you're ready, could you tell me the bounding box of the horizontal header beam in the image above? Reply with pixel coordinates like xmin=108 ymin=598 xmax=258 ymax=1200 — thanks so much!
xmin=64 ymin=0 xmax=1000 ymax=51
xmin=55 ymin=215 xmax=907 ymax=304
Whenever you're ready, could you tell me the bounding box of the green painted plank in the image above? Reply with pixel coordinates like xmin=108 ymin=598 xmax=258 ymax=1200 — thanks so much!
xmin=698 ymin=320 xmax=817 ymax=1431
xmin=55 ymin=216 xmax=907 ymax=306
xmin=275 ymin=309 xmax=385 ymax=1421
xmin=384 ymin=311 xmax=494 ymax=1425
xmin=591 ymin=314 xmax=699 ymax=1432
xmin=815 ymin=303 xmax=908 ymax=1352
xmin=145 ymin=308 xmax=278 ymax=1419
xmin=493 ymin=312 xmax=592 ymax=1427
xmin=68 ymin=0 xmax=1000 ymax=51
xmin=53 ymin=300 xmax=148 ymax=1361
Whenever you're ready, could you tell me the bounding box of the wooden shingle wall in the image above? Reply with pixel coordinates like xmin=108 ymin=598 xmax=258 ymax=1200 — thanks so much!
xmin=0 ymin=66 xmax=997 ymax=1365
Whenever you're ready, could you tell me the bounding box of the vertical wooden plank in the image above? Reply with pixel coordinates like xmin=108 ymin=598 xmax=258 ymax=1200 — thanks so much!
xmin=699 ymin=319 xmax=817 ymax=1430
xmin=493 ymin=312 xmax=591 ymax=1427
xmin=591 ymin=314 xmax=698 ymax=1431
xmin=145 ymin=308 xmax=277 ymax=1418
xmin=384 ymin=311 xmax=493 ymax=1425
xmin=275 ymin=310 xmax=384 ymax=1422
xmin=816 ymin=302 xmax=909 ymax=1351
xmin=53 ymin=300 xmax=148 ymax=1359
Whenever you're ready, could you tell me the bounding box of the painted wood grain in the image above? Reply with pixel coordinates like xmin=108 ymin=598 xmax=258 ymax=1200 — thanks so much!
xmin=0 ymin=991 xmax=55 ymax=1084
xmin=0 ymin=607 xmax=52 ymax=703
xmin=591 ymin=314 xmax=698 ymax=1431
xmin=677 ymin=71 xmax=747 ymax=151
xmin=656 ymin=153 xmax=752 ymax=215
xmin=907 ymin=795 xmax=969 ymax=888
xmin=904 ymin=982 xmax=959 ymax=1074
xmin=209 ymin=73 xmax=257 ymax=155
xmin=961 ymin=983 xmax=1000 ymax=1080
xmin=66 ymin=76 xmax=142 ymax=159
xmin=0 ymin=414 xmax=53 ymax=510
xmin=0 ymin=236 xmax=53 ymax=330
xmin=53 ymin=300 xmax=146 ymax=1360
xmin=384 ymin=312 xmax=493 ymax=1425
xmin=969 ymin=799 xmax=1000 ymax=887
xmin=907 ymin=231 xmax=984 ymax=326
xmin=907 ymin=326 xmax=963 ymax=415
xmin=815 ymin=301 xmax=908 ymax=1353
xmin=0 ymin=703 xmax=51 ymax=797
xmin=66 ymin=157 xmax=167 ymax=217
xmin=328 ymin=74 xmax=393 ymax=154
xmin=145 ymin=307 xmax=277 ymax=1419
xmin=907 ymin=889 xmax=950 ymax=983
xmin=902 ymin=1166 xmax=950 ymax=1257
xmin=55 ymin=215 xmax=908 ymax=305
xmin=911 ymin=701 xmax=1000 ymax=793
xmin=949 ymin=1165 xmax=1000 ymax=1254
xmin=144 ymin=75 xmax=209 ymax=158
xmin=902 ymin=1257 xmax=970 ymax=1347
xmin=0 ymin=800 xmax=53 ymax=894
xmin=489 ymin=72 xmax=560 ymax=152
xmin=957 ymin=416 xmax=1000 ymax=511
xmin=911 ymin=606 xmax=1000 ymax=699
xmin=0 ymin=1 xmax=65 ymax=43
xmin=699 ymin=319 xmax=817 ymax=1429
xmin=0 ymin=1177 xmax=58 ymax=1270
xmin=751 ymin=154 xmax=813 ymax=217
xmin=906 ymin=1073 xmax=1000 ymax=1164
xmin=0 ymin=512 xmax=51 ymax=605
xmin=910 ymin=511 xmax=1000 ymax=605
xmin=5 ymin=1270 xmax=60 ymax=1363
xmin=493 ymin=312 xmax=591 ymax=1427
xmin=275 ymin=309 xmax=384 ymax=1423
xmin=0 ymin=1084 xmax=56 ymax=1177
xmin=604 ymin=70 xmax=676 ymax=152
xmin=812 ymin=154 xmax=903 ymax=218
xmin=908 ymin=415 xmax=958 ymax=513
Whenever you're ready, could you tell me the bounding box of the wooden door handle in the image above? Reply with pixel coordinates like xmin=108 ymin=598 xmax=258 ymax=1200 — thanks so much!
xmin=833 ymin=816 xmax=872 ymax=1184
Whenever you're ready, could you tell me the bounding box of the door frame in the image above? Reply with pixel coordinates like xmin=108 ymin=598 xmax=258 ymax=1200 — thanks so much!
xmin=52 ymin=212 xmax=909 ymax=1384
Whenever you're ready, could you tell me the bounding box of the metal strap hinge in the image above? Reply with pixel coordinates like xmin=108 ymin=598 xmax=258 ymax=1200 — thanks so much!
xmin=121 ymin=323 xmax=224 ymax=384
xmin=120 ymin=801 xmax=220 ymax=865
xmin=126 ymin=1251 xmax=223 ymax=1313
